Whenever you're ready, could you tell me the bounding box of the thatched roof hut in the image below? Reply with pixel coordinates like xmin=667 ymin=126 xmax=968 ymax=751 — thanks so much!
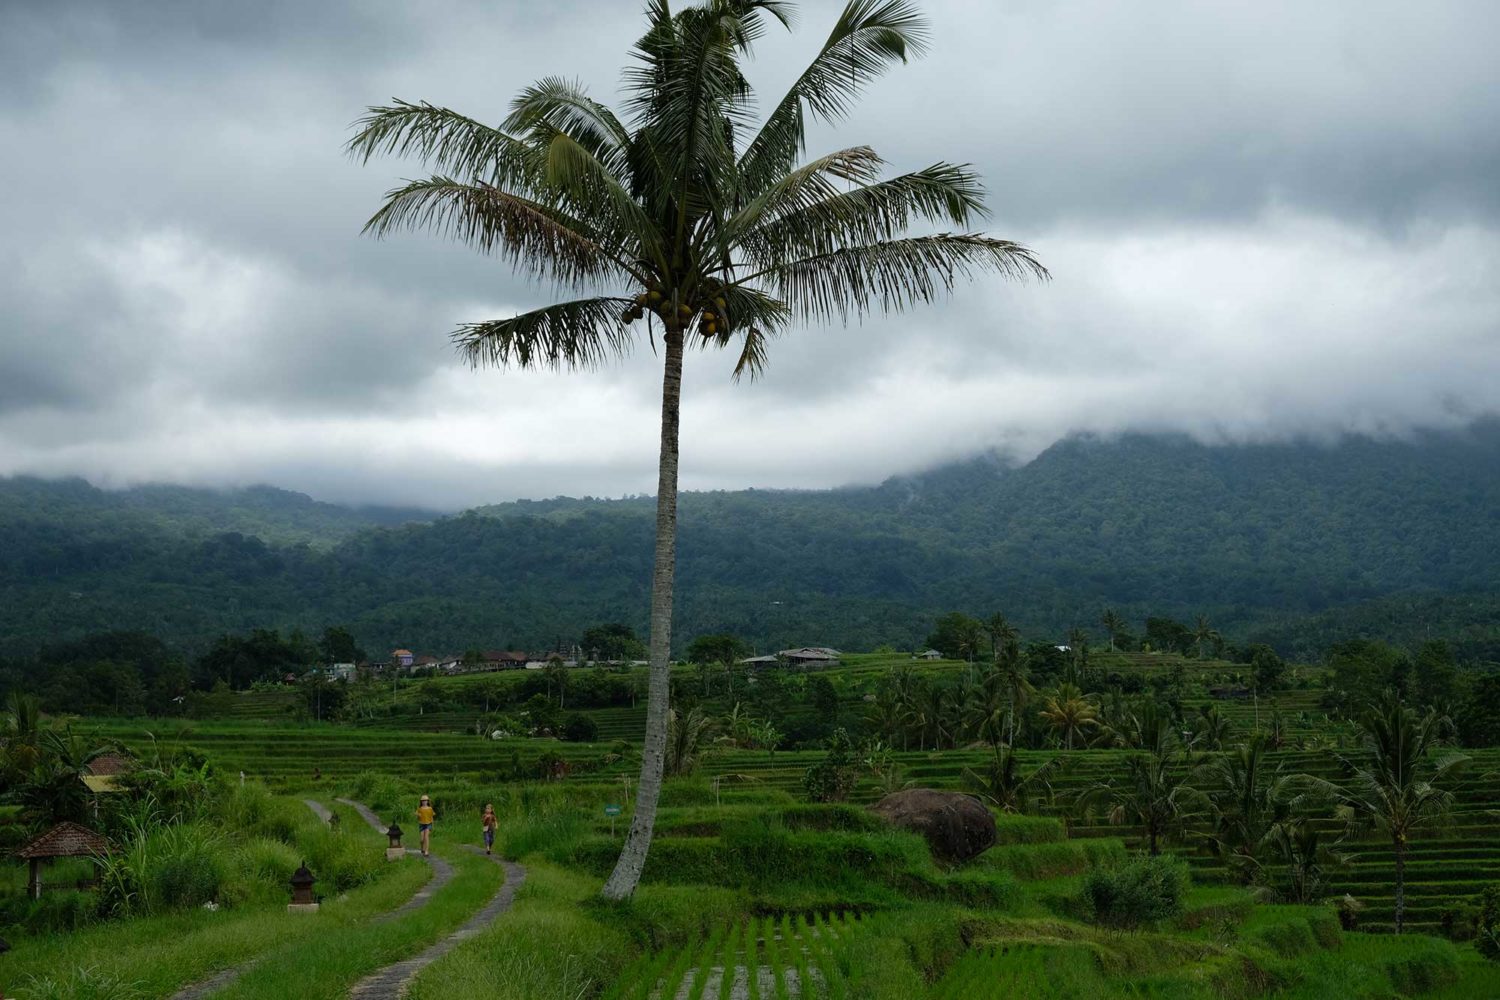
xmin=16 ymin=821 xmax=108 ymax=900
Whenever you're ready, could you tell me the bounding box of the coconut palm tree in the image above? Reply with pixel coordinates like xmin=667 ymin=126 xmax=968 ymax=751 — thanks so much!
xmin=1297 ymin=691 xmax=1467 ymax=933
xmin=350 ymin=0 xmax=1044 ymax=901
xmin=1100 ymin=609 xmax=1126 ymax=652
xmin=1039 ymin=683 xmax=1100 ymax=750
xmin=664 ymin=706 xmax=716 ymax=777
xmin=1079 ymin=743 xmax=1205 ymax=856
xmin=963 ymin=745 xmax=1062 ymax=814
xmin=987 ymin=613 xmax=1020 ymax=663
xmin=2 ymin=692 xmax=44 ymax=784
xmin=1190 ymin=703 xmax=1233 ymax=751
xmin=960 ymin=666 xmax=1006 ymax=747
xmin=1203 ymin=737 xmax=1294 ymax=884
xmin=1269 ymin=818 xmax=1345 ymax=904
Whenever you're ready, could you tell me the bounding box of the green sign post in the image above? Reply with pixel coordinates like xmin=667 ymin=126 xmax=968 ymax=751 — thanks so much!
xmin=604 ymin=803 xmax=622 ymax=836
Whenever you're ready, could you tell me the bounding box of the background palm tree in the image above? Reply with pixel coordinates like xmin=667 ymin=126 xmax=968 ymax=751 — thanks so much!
xmin=1080 ymin=743 xmax=1204 ymax=856
xmin=1064 ymin=626 xmax=1089 ymax=685
xmin=1100 ymin=609 xmax=1126 ymax=652
xmin=1192 ymin=615 xmax=1221 ymax=660
xmin=664 ymin=706 xmax=716 ymax=777
xmin=987 ymin=613 xmax=1020 ymax=663
xmin=1297 ymin=691 xmax=1467 ymax=933
xmin=1039 ymin=683 xmax=1099 ymax=750
xmin=1203 ymin=737 xmax=1294 ymax=884
xmin=350 ymin=0 xmax=1043 ymax=901
xmin=963 ymin=745 xmax=1062 ymax=814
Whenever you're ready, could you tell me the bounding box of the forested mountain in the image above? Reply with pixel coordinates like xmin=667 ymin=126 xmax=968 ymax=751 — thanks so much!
xmin=0 ymin=476 xmax=431 ymax=547
xmin=1 ymin=423 xmax=1496 ymax=660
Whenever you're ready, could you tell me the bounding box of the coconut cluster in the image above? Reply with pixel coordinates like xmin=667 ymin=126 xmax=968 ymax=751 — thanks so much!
xmin=618 ymin=283 xmax=730 ymax=335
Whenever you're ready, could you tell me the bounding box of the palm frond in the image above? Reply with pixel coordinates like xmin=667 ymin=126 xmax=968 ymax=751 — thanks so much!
xmin=453 ymin=297 xmax=637 ymax=370
xmin=540 ymin=130 xmax=667 ymax=269
xmin=346 ymin=100 xmax=537 ymax=190
xmin=742 ymin=161 xmax=989 ymax=264
xmin=505 ymin=77 xmax=633 ymax=178
xmin=710 ymin=145 xmax=884 ymax=256
xmin=763 ymin=233 xmax=1048 ymax=323
xmin=363 ymin=176 xmax=634 ymax=286
xmin=739 ymin=0 xmax=930 ymax=193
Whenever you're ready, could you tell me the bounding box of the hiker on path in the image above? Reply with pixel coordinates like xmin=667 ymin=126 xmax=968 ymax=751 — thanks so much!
xmin=481 ymin=803 xmax=498 ymax=856
xmin=416 ymin=795 xmax=435 ymax=857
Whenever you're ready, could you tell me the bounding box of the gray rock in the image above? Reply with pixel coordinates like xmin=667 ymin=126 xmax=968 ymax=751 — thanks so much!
xmin=869 ymin=788 xmax=996 ymax=863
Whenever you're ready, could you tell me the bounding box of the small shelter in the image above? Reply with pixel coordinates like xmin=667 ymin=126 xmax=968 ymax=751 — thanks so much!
xmin=16 ymin=821 xmax=108 ymax=900
xmin=82 ymin=752 xmax=133 ymax=794
xmin=917 ymin=649 xmax=943 ymax=660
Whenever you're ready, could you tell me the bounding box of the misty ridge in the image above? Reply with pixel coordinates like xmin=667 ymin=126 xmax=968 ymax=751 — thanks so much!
xmin=2 ymin=423 xmax=1495 ymax=660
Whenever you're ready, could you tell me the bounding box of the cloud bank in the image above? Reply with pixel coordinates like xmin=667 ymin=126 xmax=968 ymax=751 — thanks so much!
xmin=1 ymin=0 xmax=1496 ymax=508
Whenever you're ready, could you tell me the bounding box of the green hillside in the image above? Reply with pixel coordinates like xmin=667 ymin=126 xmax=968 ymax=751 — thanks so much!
xmin=1 ymin=424 xmax=1496 ymax=657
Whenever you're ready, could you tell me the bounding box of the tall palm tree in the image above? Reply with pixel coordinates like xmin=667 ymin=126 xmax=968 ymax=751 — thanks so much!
xmin=987 ymin=613 xmax=1020 ymax=664
xmin=1064 ymin=626 xmax=1089 ymax=685
xmin=1100 ymin=609 xmax=1126 ymax=652
xmin=1080 ymin=743 xmax=1204 ymax=856
xmin=1203 ymin=737 xmax=1293 ymax=884
xmin=350 ymin=0 xmax=1045 ymax=900
xmin=1297 ymin=691 xmax=1467 ymax=933
xmin=960 ymin=665 xmax=1006 ymax=747
xmin=963 ymin=745 xmax=1062 ymax=814
xmin=1191 ymin=615 xmax=1221 ymax=660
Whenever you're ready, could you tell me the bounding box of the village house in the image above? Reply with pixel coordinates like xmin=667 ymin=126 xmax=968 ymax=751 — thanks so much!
xmin=779 ymin=647 xmax=842 ymax=668
xmin=391 ymin=649 xmax=415 ymax=668
xmin=482 ymin=651 xmax=529 ymax=670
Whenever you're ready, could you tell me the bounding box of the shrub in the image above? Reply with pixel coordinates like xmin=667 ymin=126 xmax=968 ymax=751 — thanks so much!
xmin=562 ymin=712 xmax=599 ymax=743
xmin=21 ymin=966 xmax=145 ymax=1000
xmin=802 ymin=728 xmax=859 ymax=803
xmin=300 ymin=824 xmax=379 ymax=893
xmin=1477 ymin=883 xmax=1500 ymax=959
xmin=149 ymin=824 xmax=229 ymax=910
xmin=1080 ymin=854 xmax=1189 ymax=929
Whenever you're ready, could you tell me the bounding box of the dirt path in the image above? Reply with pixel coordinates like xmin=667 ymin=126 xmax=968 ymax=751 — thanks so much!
xmin=348 ymin=844 xmax=526 ymax=999
xmin=167 ymin=799 xmax=442 ymax=1000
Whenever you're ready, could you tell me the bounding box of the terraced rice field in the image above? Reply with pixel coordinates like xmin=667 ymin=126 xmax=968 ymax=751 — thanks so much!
xmin=78 ymin=710 xmax=1500 ymax=937
xmin=605 ymin=911 xmax=864 ymax=1000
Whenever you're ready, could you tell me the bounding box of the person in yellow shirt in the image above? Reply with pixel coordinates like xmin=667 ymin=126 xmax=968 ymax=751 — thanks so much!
xmin=416 ymin=795 xmax=435 ymax=857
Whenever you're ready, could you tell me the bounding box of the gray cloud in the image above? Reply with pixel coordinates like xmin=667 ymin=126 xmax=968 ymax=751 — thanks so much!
xmin=0 ymin=0 xmax=1496 ymax=508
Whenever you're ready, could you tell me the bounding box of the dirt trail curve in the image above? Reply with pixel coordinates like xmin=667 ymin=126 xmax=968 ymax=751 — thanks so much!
xmin=336 ymin=798 xmax=454 ymax=923
xmin=342 ymin=796 xmax=526 ymax=1000
xmin=166 ymin=800 xmax=444 ymax=1000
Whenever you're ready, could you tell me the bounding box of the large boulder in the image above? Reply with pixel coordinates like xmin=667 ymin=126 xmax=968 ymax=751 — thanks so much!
xmin=869 ymin=788 xmax=996 ymax=863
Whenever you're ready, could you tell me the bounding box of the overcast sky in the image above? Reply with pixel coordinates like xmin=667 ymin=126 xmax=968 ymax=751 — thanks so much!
xmin=2 ymin=0 xmax=1497 ymax=509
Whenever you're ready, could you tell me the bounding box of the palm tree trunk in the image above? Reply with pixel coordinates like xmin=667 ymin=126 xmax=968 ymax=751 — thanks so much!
xmin=601 ymin=330 xmax=684 ymax=901
xmin=1394 ymin=836 xmax=1406 ymax=934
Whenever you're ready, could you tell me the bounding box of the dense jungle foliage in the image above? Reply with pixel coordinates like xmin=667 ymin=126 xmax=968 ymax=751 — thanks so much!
xmin=1 ymin=425 xmax=1496 ymax=659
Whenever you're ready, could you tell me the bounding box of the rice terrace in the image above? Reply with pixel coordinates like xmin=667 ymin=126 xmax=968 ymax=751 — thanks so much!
xmin=2 ymin=1 xmax=1499 ymax=999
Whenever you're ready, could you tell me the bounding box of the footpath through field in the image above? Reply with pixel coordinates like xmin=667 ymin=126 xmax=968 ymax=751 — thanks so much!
xmin=340 ymin=798 xmax=526 ymax=1000
xmin=169 ymin=799 xmax=444 ymax=1000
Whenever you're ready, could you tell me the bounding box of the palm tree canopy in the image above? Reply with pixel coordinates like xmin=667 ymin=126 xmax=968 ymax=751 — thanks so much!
xmin=1297 ymin=691 xmax=1468 ymax=842
xmin=349 ymin=0 xmax=1046 ymax=379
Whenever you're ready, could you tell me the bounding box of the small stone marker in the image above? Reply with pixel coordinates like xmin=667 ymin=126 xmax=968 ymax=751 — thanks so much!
xmin=385 ymin=821 xmax=407 ymax=861
xmin=288 ymin=861 xmax=319 ymax=913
